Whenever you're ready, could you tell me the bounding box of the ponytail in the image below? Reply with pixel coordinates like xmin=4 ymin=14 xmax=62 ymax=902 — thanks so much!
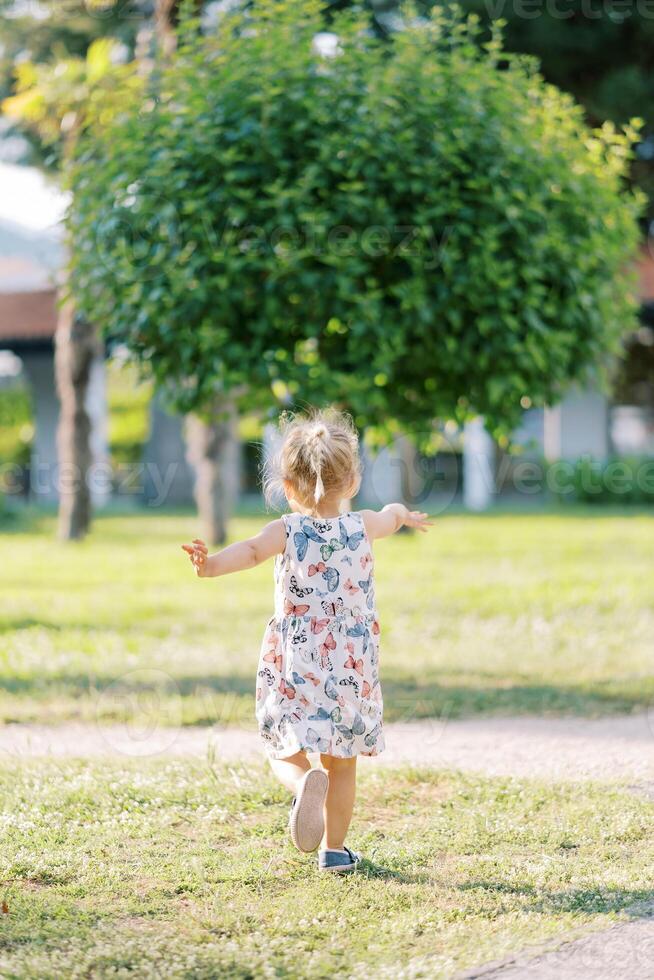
xmin=308 ymin=423 xmax=328 ymax=505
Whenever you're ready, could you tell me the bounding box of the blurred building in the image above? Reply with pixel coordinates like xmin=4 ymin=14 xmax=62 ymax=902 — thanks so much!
xmin=0 ymin=162 xmax=109 ymax=505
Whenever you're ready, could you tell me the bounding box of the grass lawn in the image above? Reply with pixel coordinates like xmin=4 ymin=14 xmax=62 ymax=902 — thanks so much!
xmin=1 ymin=508 xmax=653 ymax=726
xmin=0 ymin=759 xmax=652 ymax=978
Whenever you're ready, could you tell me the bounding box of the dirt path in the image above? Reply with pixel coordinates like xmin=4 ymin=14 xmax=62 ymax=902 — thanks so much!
xmin=462 ymin=905 xmax=654 ymax=980
xmin=0 ymin=713 xmax=652 ymax=783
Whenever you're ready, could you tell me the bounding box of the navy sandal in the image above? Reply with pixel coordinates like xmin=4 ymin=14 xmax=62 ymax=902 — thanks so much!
xmin=288 ymin=768 xmax=328 ymax=853
xmin=318 ymin=846 xmax=361 ymax=874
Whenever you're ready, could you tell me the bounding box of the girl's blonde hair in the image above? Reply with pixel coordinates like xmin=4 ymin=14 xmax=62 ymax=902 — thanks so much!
xmin=264 ymin=408 xmax=361 ymax=513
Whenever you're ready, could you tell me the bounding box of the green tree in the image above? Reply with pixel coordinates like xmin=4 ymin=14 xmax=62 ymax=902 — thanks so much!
xmin=1 ymin=0 xmax=212 ymax=538
xmin=66 ymin=0 xmax=643 ymax=444
xmin=2 ymin=38 xmax=139 ymax=538
xmin=0 ymin=0 xmax=144 ymax=168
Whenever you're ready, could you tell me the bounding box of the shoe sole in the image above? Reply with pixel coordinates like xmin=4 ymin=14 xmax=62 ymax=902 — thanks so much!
xmin=289 ymin=768 xmax=328 ymax=853
xmin=318 ymin=862 xmax=358 ymax=874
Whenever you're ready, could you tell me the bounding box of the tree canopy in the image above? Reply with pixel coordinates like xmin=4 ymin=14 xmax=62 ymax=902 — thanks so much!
xmin=65 ymin=0 xmax=643 ymax=435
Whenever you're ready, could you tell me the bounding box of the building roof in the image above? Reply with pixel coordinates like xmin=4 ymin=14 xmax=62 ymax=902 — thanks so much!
xmin=0 ymin=289 xmax=57 ymax=348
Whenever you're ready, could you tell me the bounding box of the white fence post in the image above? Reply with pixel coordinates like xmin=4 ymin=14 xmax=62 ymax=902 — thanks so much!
xmin=463 ymin=416 xmax=495 ymax=511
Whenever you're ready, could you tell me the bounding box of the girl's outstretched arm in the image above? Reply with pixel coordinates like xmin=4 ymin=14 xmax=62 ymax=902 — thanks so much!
xmin=361 ymin=504 xmax=432 ymax=542
xmin=181 ymin=519 xmax=286 ymax=577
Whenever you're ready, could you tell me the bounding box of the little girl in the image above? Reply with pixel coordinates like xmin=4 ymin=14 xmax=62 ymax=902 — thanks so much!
xmin=182 ymin=410 xmax=430 ymax=873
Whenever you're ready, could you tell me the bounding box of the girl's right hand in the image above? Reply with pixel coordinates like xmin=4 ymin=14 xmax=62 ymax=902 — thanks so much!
xmin=181 ymin=538 xmax=209 ymax=576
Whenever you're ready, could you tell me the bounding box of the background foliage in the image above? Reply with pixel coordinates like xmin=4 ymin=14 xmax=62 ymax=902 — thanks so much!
xmin=65 ymin=0 xmax=643 ymax=437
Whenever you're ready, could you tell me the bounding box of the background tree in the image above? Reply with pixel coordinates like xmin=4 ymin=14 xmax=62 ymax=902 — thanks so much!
xmin=3 ymin=38 xmax=138 ymax=538
xmin=66 ymin=0 xmax=643 ymax=469
xmin=1 ymin=0 xmax=226 ymax=539
xmin=0 ymin=0 xmax=143 ymax=169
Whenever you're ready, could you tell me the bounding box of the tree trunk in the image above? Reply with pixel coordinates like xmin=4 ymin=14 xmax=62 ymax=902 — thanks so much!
xmin=154 ymin=0 xmax=202 ymax=56
xmin=54 ymin=293 xmax=101 ymax=540
xmin=154 ymin=0 xmax=178 ymax=56
xmin=185 ymin=399 xmax=239 ymax=545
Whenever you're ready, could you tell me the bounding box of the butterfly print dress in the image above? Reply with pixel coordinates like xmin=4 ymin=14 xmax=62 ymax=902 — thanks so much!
xmin=255 ymin=510 xmax=384 ymax=759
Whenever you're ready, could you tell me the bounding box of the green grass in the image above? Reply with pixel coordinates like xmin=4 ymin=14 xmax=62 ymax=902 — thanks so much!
xmin=1 ymin=509 xmax=653 ymax=726
xmin=0 ymin=759 xmax=651 ymax=978
xmin=0 ymin=383 xmax=32 ymax=468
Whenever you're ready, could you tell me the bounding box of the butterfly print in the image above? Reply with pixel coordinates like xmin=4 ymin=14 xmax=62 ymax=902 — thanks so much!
xmin=263 ymin=650 xmax=282 ymax=672
xmin=344 ymin=654 xmax=364 ymax=676
xmin=324 ymin=675 xmax=342 ymax=702
xmin=343 ymin=578 xmax=359 ymax=595
xmin=284 ymin=599 xmax=310 ymax=617
xmin=364 ymin=723 xmax=381 ymax=747
xmin=311 ymin=520 xmax=333 ymax=534
xmin=291 ymin=630 xmax=308 ymax=645
xmin=257 ymin=667 xmax=275 ymax=686
xmin=321 ymin=597 xmax=344 ymax=617
xmin=336 ymin=711 xmax=365 ymax=740
xmin=339 ymin=675 xmax=360 ymax=694
xmin=289 ymin=575 xmax=313 ymax=598
xmin=320 ymin=521 xmax=356 ymax=561
xmin=303 ymin=672 xmax=321 ymax=686
xmin=308 ymin=561 xmax=326 ymax=577
xmin=291 ymin=671 xmax=306 ymax=686
xmin=361 ymin=680 xmax=371 ymax=698
xmin=319 ymin=544 xmax=342 ymax=563
xmin=305 ymin=727 xmax=330 ymax=753
xmin=293 ymin=522 xmax=326 ymax=561
xmin=310 ymin=616 xmax=330 ymax=634
xmin=278 ymin=679 xmax=296 ymax=699
xmin=308 ymin=705 xmax=342 ymax=723
xmin=360 ymin=553 xmax=372 ymax=570
xmin=372 ymin=619 xmax=380 ymax=635
xmin=338 ymin=520 xmax=365 ymax=552
xmin=319 ymin=631 xmax=336 ymax=669
xmin=322 ymin=566 xmax=340 ymax=593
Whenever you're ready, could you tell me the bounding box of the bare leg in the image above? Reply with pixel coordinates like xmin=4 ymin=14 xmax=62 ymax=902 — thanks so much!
xmin=319 ymin=754 xmax=357 ymax=850
xmin=269 ymin=750 xmax=311 ymax=794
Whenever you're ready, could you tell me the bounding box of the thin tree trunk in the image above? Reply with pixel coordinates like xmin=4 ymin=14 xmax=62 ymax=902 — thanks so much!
xmin=154 ymin=0 xmax=202 ymax=56
xmin=185 ymin=399 xmax=239 ymax=545
xmin=154 ymin=0 xmax=178 ymax=56
xmin=54 ymin=293 xmax=101 ymax=540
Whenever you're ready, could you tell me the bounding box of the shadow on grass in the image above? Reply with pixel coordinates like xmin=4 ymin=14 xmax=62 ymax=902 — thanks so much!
xmin=355 ymin=858 xmax=430 ymax=884
xmin=0 ymin=671 xmax=650 ymax=724
xmin=458 ymin=880 xmax=654 ymax=919
xmin=380 ymin=677 xmax=652 ymax=721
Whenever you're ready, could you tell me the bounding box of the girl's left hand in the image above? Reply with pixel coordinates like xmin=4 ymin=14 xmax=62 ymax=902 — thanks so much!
xmin=403 ymin=509 xmax=432 ymax=532
xmin=181 ymin=538 xmax=209 ymax=576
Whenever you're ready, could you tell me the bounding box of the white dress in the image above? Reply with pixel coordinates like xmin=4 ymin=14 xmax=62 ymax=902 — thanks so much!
xmin=255 ymin=511 xmax=385 ymax=759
